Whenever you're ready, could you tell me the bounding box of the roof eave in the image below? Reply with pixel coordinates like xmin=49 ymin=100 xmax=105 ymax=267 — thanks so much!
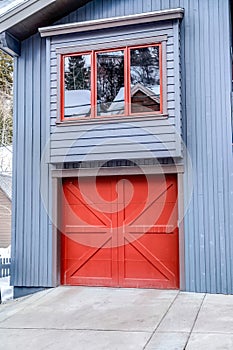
xmin=0 ymin=0 xmax=56 ymax=34
xmin=0 ymin=31 xmax=21 ymax=56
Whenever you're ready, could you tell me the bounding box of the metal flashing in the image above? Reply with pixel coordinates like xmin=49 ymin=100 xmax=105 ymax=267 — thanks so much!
xmin=39 ymin=8 xmax=184 ymax=37
xmin=51 ymin=164 xmax=185 ymax=178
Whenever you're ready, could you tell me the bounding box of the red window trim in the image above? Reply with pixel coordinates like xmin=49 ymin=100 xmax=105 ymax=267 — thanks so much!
xmin=60 ymin=43 xmax=163 ymax=122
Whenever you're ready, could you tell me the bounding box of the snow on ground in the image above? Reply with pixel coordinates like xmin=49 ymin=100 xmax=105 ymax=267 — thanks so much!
xmin=0 ymin=245 xmax=11 ymax=258
xmin=0 ymin=276 xmax=13 ymax=303
xmin=0 ymin=246 xmax=13 ymax=303
xmin=0 ymin=145 xmax=12 ymax=174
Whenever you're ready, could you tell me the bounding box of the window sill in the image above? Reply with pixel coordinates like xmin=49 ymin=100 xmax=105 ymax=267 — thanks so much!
xmin=55 ymin=113 xmax=169 ymax=126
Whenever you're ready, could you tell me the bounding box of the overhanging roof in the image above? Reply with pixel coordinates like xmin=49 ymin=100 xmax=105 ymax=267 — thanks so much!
xmin=0 ymin=0 xmax=91 ymax=41
xmin=0 ymin=0 xmax=184 ymax=56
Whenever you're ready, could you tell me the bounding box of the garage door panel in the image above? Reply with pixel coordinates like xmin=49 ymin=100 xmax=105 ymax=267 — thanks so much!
xmin=124 ymin=201 xmax=176 ymax=230
xmin=61 ymin=175 xmax=179 ymax=289
xmin=62 ymin=236 xmax=118 ymax=285
xmin=64 ymin=203 xmax=113 ymax=226
xmin=118 ymin=236 xmax=177 ymax=286
xmin=126 ymin=233 xmax=179 ymax=265
xmin=125 ymin=201 xmax=177 ymax=236
xmin=120 ymin=175 xmax=149 ymax=205
xmin=145 ymin=176 xmax=177 ymax=203
xmin=63 ymin=235 xmax=112 ymax=258
xmin=66 ymin=178 xmax=118 ymax=204
xmin=123 ymin=243 xmax=170 ymax=278
xmin=69 ymin=252 xmax=113 ymax=278
xmin=124 ymin=260 xmax=168 ymax=280
xmin=64 ymin=209 xmax=108 ymax=227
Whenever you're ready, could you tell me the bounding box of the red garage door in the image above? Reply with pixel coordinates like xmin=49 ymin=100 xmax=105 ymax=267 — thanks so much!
xmin=61 ymin=174 xmax=179 ymax=289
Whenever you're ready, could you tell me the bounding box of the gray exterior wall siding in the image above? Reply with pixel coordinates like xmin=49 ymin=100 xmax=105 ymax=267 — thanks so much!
xmin=11 ymin=0 xmax=233 ymax=294
xmin=11 ymin=34 xmax=54 ymax=287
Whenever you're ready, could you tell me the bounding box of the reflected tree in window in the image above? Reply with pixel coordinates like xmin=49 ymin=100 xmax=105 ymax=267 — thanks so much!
xmin=65 ymin=56 xmax=90 ymax=90
xmin=130 ymin=46 xmax=160 ymax=87
xmin=97 ymin=51 xmax=124 ymax=115
xmin=64 ymin=55 xmax=91 ymax=118
xmin=130 ymin=46 xmax=160 ymax=113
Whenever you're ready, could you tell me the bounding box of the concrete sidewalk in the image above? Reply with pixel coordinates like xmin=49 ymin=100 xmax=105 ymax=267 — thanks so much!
xmin=0 ymin=287 xmax=233 ymax=350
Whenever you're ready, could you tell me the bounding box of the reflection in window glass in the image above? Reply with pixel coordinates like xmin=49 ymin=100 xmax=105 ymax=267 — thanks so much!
xmin=130 ymin=46 xmax=160 ymax=114
xmin=64 ymin=54 xmax=91 ymax=118
xmin=97 ymin=50 xmax=124 ymax=116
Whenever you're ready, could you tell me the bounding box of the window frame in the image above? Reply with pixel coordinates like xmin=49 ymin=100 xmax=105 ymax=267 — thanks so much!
xmin=58 ymin=37 xmax=168 ymax=123
xmin=128 ymin=43 xmax=163 ymax=117
xmin=94 ymin=47 xmax=127 ymax=119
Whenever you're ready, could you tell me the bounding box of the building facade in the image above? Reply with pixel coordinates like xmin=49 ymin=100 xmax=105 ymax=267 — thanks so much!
xmin=0 ymin=0 xmax=232 ymax=297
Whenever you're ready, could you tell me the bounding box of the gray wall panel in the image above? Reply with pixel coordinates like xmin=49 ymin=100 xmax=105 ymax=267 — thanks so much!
xmin=10 ymin=58 xmax=17 ymax=286
xmin=11 ymin=34 xmax=53 ymax=287
xmin=14 ymin=47 xmax=25 ymax=286
xmin=179 ymin=0 xmax=233 ymax=294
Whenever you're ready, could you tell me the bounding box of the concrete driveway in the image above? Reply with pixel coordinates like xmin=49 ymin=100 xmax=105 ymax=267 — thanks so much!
xmin=0 ymin=287 xmax=233 ymax=349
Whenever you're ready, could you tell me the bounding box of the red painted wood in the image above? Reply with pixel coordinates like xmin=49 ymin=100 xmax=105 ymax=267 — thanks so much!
xmin=61 ymin=175 xmax=179 ymax=288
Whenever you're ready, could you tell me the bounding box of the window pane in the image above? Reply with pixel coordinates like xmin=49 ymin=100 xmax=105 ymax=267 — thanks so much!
xmin=64 ymin=55 xmax=91 ymax=118
xmin=97 ymin=50 xmax=125 ymax=116
xmin=130 ymin=46 xmax=160 ymax=114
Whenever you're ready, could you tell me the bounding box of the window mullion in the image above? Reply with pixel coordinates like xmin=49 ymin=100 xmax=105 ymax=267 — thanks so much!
xmin=60 ymin=54 xmax=65 ymax=121
xmin=159 ymin=43 xmax=163 ymax=114
xmin=91 ymin=50 xmax=96 ymax=118
xmin=125 ymin=47 xmax=130 ymax=116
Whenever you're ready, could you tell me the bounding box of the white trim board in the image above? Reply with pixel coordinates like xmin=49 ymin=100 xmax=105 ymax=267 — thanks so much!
xmin=39 ymin=8 xmax=184 ymax=37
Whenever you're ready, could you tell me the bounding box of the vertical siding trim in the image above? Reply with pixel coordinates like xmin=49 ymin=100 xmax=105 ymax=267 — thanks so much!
xmin=15 ymin=46 xmax=26 ymax=286
xmin=46 ymin=37 xmax=56 ymax=287
xmin=162 ymin=39 xmax=168 ymax=116
xmin=24 ymin=37 xmax=33 ymax=286
xmin=11 ymin=57 xmax=18 ymax=286
xmin=173 ymin=20 xmax=181 ymax=155
xmin=218 ymin=0 xmax=233 ymax=294
xmin=178 ymin=172 xmax=185 ymax=290
xmin=31 ymin=34 xmax=41 ymax=286
xmin=40 ymin=38 xmax=49 ymax=286
xmin=51 ymin=176 xmax=59 ymax=286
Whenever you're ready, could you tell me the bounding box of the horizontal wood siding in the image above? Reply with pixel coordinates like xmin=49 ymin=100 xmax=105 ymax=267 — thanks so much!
xmin=0 ymin=189 xmax=11 ymax=248
xmin=11 ymin=34 xmax=54 ymax=287
xmin=50 ymin=21 xmax=182 ymax=163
